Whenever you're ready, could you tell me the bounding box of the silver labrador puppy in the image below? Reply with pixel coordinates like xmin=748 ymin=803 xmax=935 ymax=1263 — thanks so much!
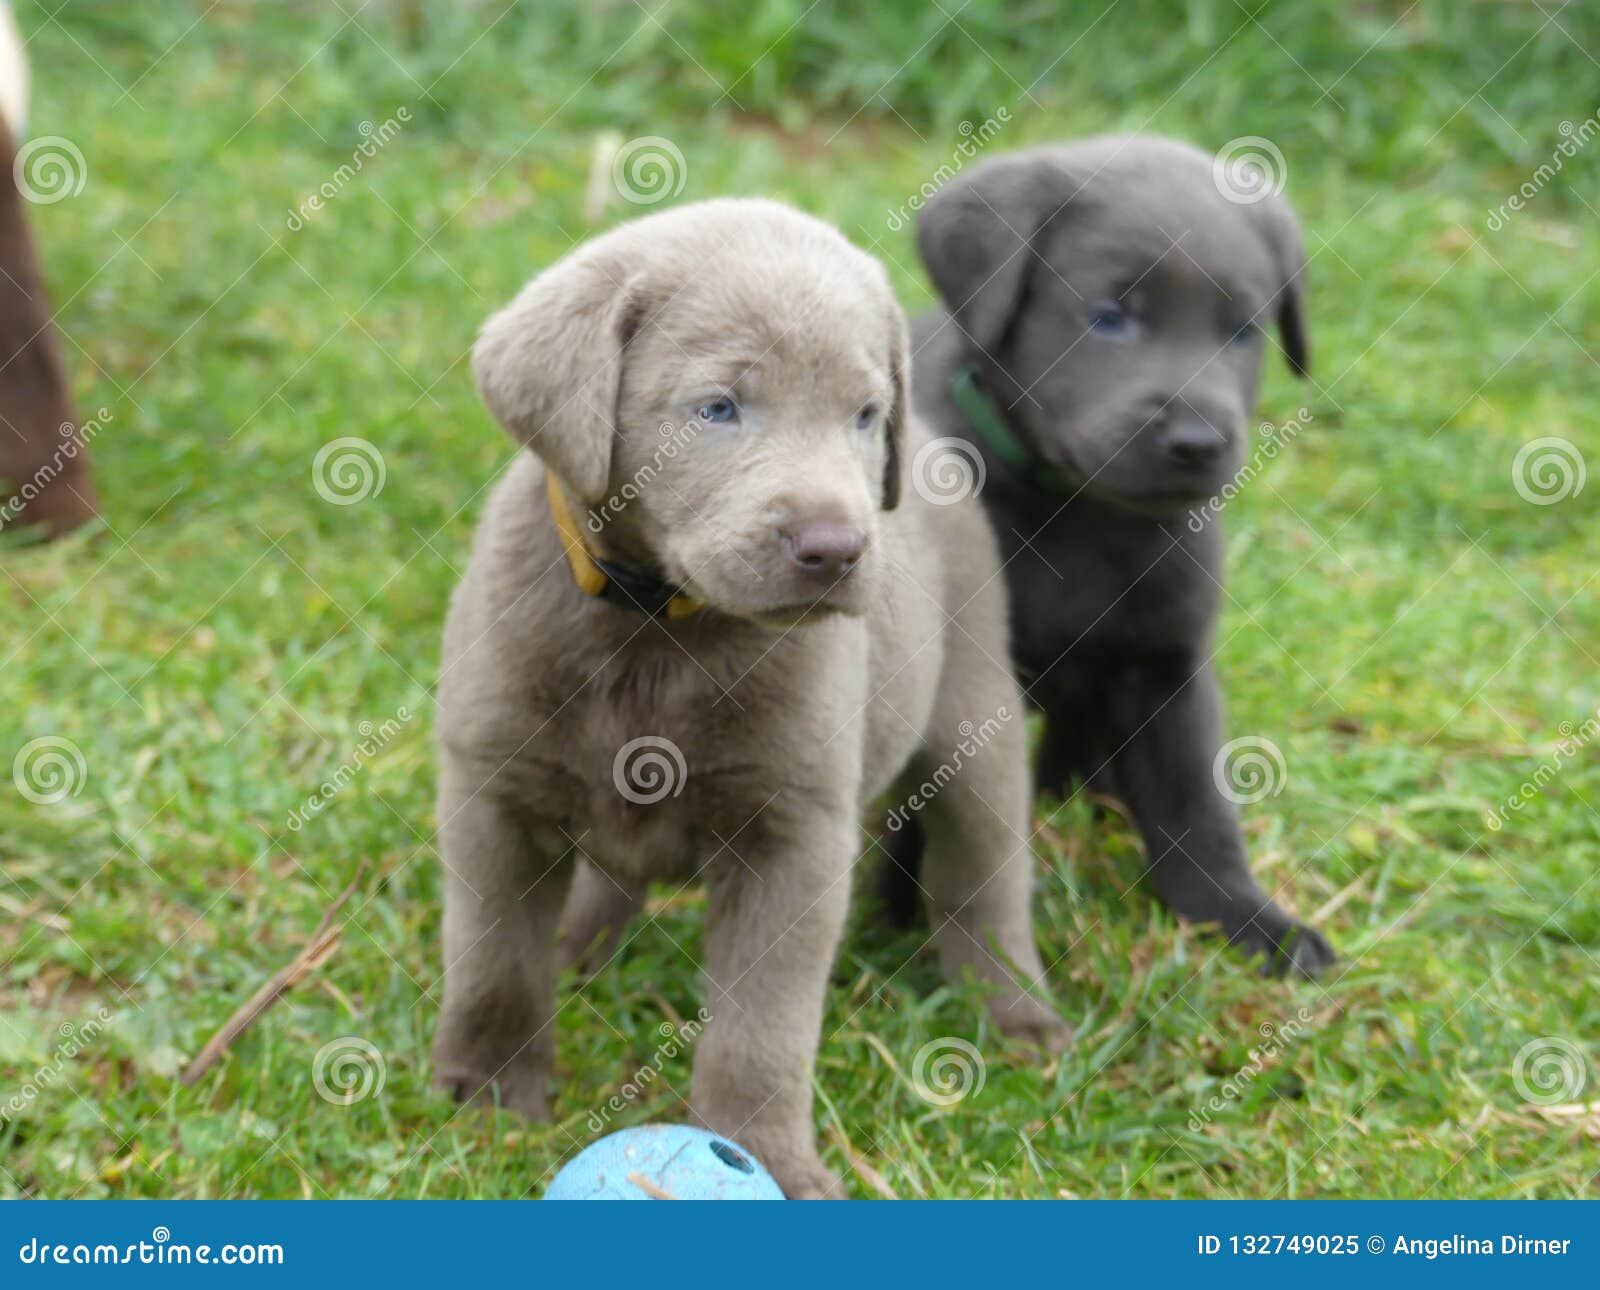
xmin=432 ymin=199 xmax=1067 ymax=1198
xmin=883 ymin=137 xmax=1333 ymax=979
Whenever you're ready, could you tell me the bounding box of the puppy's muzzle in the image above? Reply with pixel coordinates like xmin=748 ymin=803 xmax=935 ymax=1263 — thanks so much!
xmin=1161 ymin=415 xmax=1230 ymax=468
xmin=780 ymin=521 xmax=867 ymax=583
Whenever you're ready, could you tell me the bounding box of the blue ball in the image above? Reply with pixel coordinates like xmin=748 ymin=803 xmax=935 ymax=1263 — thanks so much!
xmin=544 ymin=1124 xmax=786 ymax=1200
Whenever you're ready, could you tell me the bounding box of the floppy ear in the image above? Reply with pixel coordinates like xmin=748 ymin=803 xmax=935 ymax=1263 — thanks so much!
xmin=881 ymin=306 xmax=911 ymax=511
xmin=472 ymin=252 xmax=638 ymax=503
xmin=1277 ymin=274 xmax=1310 ymax=378
xmin=1255 ymin=194 xmax=1311 ymax=378
xmin=916 ymin=153 xmax=1068 ymax=359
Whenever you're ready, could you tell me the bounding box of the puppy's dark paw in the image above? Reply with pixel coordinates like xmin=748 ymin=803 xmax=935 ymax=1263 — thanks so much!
xmin=1234 ymin=914 xmax=1336 ymax=980
xmin=1265 ymin=920 xmax=1337 ymax=979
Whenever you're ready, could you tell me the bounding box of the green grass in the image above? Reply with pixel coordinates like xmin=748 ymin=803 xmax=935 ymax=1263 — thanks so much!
xmin=2 ymin=0 xmax=1597 ymax=1199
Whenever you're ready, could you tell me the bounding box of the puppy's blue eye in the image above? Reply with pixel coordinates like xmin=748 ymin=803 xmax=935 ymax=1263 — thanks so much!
xmin=1231 ymin=322 xmax=1260 ymax=347
xmin=1089 ymin=304 xmax=1134 ymax=337
xmin=855 ymin=404 xmax=878 ymax=430
xmin=696 ymin=397 xmax=739 ymax=424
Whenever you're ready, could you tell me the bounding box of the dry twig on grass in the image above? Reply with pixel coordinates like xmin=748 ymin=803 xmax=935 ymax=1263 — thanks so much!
xmin=180 ymin=860 xmax=370 ymax=1086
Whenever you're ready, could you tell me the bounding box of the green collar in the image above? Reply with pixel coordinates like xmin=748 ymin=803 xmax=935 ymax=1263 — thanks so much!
xmin=950 ymin=365 xmax=1078 ymax=494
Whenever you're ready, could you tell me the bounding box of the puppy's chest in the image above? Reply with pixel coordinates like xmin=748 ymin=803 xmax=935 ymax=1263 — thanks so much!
xmin=518 ymin=653 xmax=805 ymax=878
xmin=1005 ymin=512 xmax=1218 ymax=656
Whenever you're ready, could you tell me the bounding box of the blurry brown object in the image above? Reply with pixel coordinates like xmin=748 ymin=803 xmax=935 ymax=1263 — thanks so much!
xmin=0 ymin=126 xmax=96 ymax=538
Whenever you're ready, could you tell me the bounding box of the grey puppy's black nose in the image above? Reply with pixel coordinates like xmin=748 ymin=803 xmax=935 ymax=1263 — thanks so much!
xmin=783 ymin=523 xmax=866 ymax=579
xmin=1163 ymin=417 xmax=1229 ymax=467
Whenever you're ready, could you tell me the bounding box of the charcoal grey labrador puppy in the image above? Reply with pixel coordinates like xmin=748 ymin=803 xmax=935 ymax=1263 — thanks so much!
xmin=884 ymin=136 xmax=1335 ymax=977
xmin=433 ymin=199 xmax=1066 ymax=1199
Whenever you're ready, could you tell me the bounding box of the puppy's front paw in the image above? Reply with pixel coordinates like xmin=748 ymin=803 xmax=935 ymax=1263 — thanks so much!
xmin=719 ymin=1126 xmax=843 ymax=1199
xmin=995 ymin=999 xmax=1073 ymax=1058
xmin=766 ymin=1151 xmax=846 ymax=1200
xmin=433 ymin=1041 xmax=551 ymax=1119
xmin=1255 ymin=919 xmax=1337 ymax=980
xmin=1223 ymin=902 xmax=1336 ymax=980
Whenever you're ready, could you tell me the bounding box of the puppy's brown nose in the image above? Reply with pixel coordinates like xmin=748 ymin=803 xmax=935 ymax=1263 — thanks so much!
xmin=783 ymin=523 xmax=866 ymax=579
xmin=1163 ymin=418 xmax=1229 ymax=467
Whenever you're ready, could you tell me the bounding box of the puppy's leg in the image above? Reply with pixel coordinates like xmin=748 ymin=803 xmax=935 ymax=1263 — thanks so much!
xmin=914 ymin=661 xmax=1070 ymax=1053
xmin=432 ymin=753 xmax=573 ymax=1117
xmin=1104 ymin=658 xmax=1336 ymax=978
xmin=871 ymin=808 xmax=925 ymax=926
xmin=691 ymin=817 xmax=852 ymax=1200
xmin=1035 ymin=707 xmax=1118 ymax=805
xmin=557 ymin=858 xmax=643 ymax=973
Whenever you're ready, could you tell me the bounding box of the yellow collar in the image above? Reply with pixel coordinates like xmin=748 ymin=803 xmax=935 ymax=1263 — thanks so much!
xmin=546 ymin=474 xmax=706 ymax=620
